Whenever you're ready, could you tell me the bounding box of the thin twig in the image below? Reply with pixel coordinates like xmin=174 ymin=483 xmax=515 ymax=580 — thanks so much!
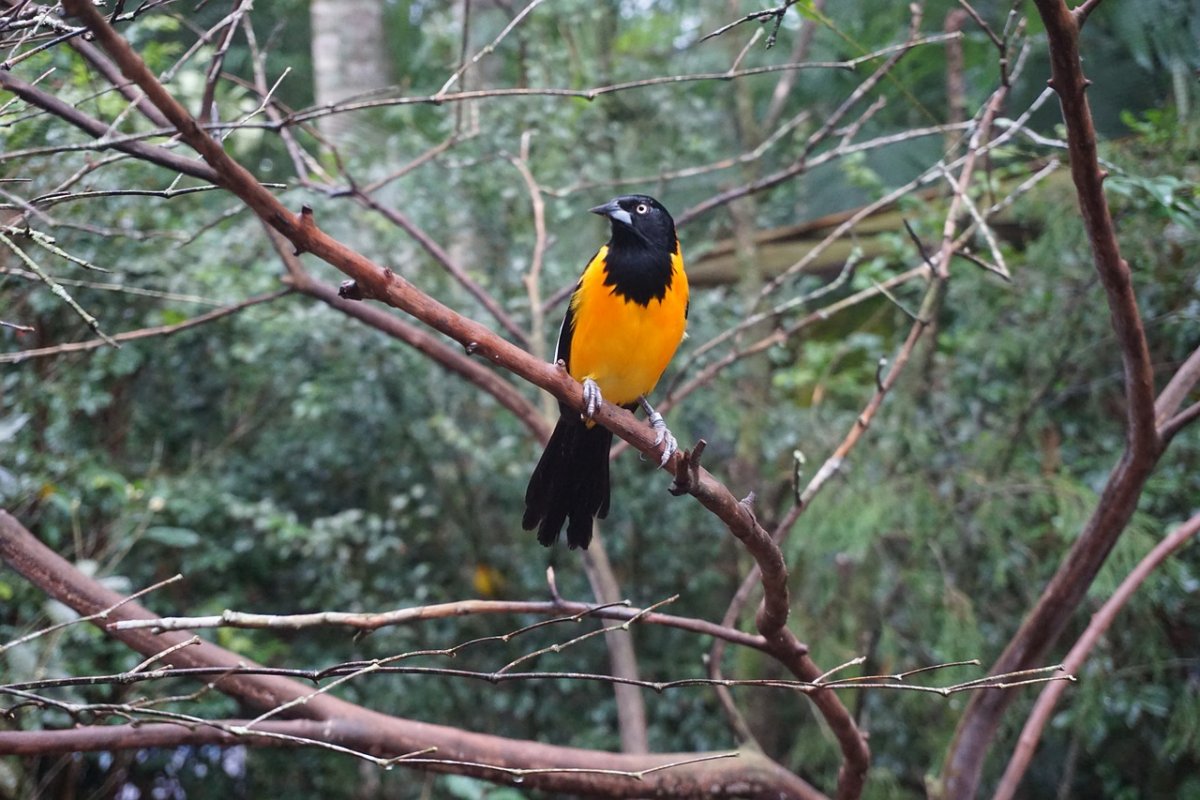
xmin=0 ymin=289 xmax=291 ymax=364
xmin=0 ymin=574 xmax=183 ymax=656
xmin=0 ymin=229 xmax=118 ymax=348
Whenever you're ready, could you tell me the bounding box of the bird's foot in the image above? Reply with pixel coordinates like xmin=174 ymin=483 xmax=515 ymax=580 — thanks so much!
xmin=638 ymin=396 xmax=677 ymax=467
xmin=582 ymin=378 xmax=603 ymax=420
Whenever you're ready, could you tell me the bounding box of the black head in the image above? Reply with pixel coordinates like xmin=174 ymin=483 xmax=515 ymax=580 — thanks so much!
xmin=589 ymin=195 xmax=677 ymax=253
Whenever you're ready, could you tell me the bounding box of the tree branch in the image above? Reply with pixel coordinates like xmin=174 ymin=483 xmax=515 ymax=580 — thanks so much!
xmin=0 ymin=509 xmax=822 ymax=799
xmin=107 ymin=595 xmax=768 ymax=651
xmin=1154 ymin=344 xmax=1200 ymax=431
xmin=942 ymin=4 xmax=1170 ymax=796
xmin=262 ymin=227 xmax=550 ymax=442
xmin=0 ymin=288 xmax=290 ymax=364
xmin=0 ymin=70 xmax=218 ymax=183
xmin=991 ymin=512 xmax=1200 ymax=800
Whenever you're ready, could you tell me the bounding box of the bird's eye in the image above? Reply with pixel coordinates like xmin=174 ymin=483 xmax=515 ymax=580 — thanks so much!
xmin=635 ymin=203 xmax=649 ymax=215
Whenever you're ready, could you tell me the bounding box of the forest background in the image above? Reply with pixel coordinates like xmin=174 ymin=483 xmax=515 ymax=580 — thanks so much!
xmin=1 ymin=0 xmax=1198 ymax=798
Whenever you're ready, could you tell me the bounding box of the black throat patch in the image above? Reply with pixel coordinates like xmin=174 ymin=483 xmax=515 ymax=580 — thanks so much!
xmin=602 ymin=237 xmax=675 ymax=306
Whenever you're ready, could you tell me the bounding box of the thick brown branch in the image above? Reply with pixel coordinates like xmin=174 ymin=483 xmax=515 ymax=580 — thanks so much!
xmin=0 ymin=71 xmax=218 ymax=183
xmin=942 ymin=6 xmax=1166 ymax=796
xmin=992 ymin=512 xmax=1200 ymax=800
xmin=0 ymin=719 xmax=819 ymax=799
xmin=1033 ymin=1 xmax=1157 ymax=453
xmin=0 ymin=510 xmax=822 ymax=798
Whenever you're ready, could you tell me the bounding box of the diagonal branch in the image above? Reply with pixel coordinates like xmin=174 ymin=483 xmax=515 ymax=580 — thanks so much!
xmin=0 ymin=70 xmax=217 ymax=183
xmin=262 ymin=226 xmax=549 ymax=442
xmin=0 ymin=288 xmax=290 ymax=364
xmin=44 ymin=3 xmax=860 ymax=794
xmin=1154 ymin=344 xmax=1200 ymax=434
xmin=991 ymin=512 xmax=1200 ymax=800
xmin=942 ymin=4 xmax=1171 ymax=796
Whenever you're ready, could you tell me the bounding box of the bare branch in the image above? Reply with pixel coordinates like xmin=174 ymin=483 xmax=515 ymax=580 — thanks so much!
xmin=263 ymin=228 xmax=549 ymax=442
xmin=1160 ymin=401 xmax=1200 ymax=442
xmin=0 ymin=716 xmax=749 ymax=787
xmin=0 ymin=288 xmax=291 ymax=364
xmin=992 ymin=512 xmax=1200 ymax=800
xmin=0 ymin=573 xmax=182 ymax=656
xmin=108 ymin=594 xmax=767 ymax=651
xmin=0 ymin=229 xmax=119 ymax=347
xmin=0 ymin=510 xmax=822 ymax=799
xmin=700 ymin=0 xmax=802 ymax=48
xmin=1155 ymin=345 xmax=1200 ymax=432
xmin=2 ymin=656 xmax=1070 ymax=701
xmin=509 ymin=136 xmax=550 ymax=363
xmin=230 ymin=33 xmax=964 ymax=130
xmin=943 ymin=4 xmax=1173 ymax=795
xmin=435 ymin=0 xmax=548 ymax=97
xmin=0 ymin=70 xmax=218 ymax=182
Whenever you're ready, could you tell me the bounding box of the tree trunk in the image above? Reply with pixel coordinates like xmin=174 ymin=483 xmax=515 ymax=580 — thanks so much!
xmin=310 ymin=0 xmax=390 ymax=148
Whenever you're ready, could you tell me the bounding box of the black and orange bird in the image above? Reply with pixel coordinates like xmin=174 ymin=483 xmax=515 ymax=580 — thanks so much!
xmin=522 ymin=195 xmax=689 ymax=549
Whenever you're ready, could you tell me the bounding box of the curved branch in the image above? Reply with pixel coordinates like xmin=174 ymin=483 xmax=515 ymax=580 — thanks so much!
xmin=991 ymin=512 xmax=1200 ymax=800
xmin=0 ymin=510 xmax=820 ymax=799
xmin=942 ymin=4 xmax=1167 ymax=796
xmin=0 ymin=719 xmax=817 ymax=799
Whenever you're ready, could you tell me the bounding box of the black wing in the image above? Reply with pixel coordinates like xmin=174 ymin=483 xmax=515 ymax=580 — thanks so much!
xmin=555 ymin=246 xmax=604 ymax=371
xmin=555 ymin=281 xmax=578 ymax=371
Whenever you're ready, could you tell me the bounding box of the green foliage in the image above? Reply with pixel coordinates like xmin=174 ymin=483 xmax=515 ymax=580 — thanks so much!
xmin=2 ymin=2 xmax=1198 ymax=799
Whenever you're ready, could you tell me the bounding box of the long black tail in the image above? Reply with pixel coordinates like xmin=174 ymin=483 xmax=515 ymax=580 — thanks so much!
xmin=522 ymin=412 xmax=612 ymax=549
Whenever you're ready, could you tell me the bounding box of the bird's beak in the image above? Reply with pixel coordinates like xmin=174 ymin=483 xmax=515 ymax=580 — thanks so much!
xmin=590 ymin=199 xmax=632 ymax=228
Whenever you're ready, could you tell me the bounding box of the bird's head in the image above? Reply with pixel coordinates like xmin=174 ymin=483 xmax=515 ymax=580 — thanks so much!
xmin=590 ymin=195 xmax=677 ymax=252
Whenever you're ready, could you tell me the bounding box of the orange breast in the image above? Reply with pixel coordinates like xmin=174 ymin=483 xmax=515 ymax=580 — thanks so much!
xmin=567 ymin=245 xmax=688 ymax=406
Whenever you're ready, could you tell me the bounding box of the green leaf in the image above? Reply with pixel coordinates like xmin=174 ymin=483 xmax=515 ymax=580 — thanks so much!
xmin=442 ymin=775 xmax=486 ymax=800
xmin=143 ymin=526 xmax=201 ymax=548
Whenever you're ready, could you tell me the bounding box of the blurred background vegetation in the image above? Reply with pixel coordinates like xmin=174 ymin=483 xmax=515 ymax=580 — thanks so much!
xmin=2 ymin=0 xmax=1198 ymax=798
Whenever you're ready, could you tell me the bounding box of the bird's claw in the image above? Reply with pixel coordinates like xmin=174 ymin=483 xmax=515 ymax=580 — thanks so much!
xmin=648 ymin=411 xmax=678 ymax=467
xmin=582 ymin=378 xmax=603 ymax=420
xmin=638 ymin=395 xmax=677 ymax=467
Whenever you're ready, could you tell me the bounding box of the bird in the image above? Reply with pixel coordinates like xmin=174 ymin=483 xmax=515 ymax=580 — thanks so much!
xmin=522 ymin=194 xmax=689 ymax=549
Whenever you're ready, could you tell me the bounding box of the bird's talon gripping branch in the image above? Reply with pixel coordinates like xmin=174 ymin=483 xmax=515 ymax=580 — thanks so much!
xmin=582 ymin=377 xmax=603 ymax=420
xmin=639 ymin=396 xmax=677 ymax=467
